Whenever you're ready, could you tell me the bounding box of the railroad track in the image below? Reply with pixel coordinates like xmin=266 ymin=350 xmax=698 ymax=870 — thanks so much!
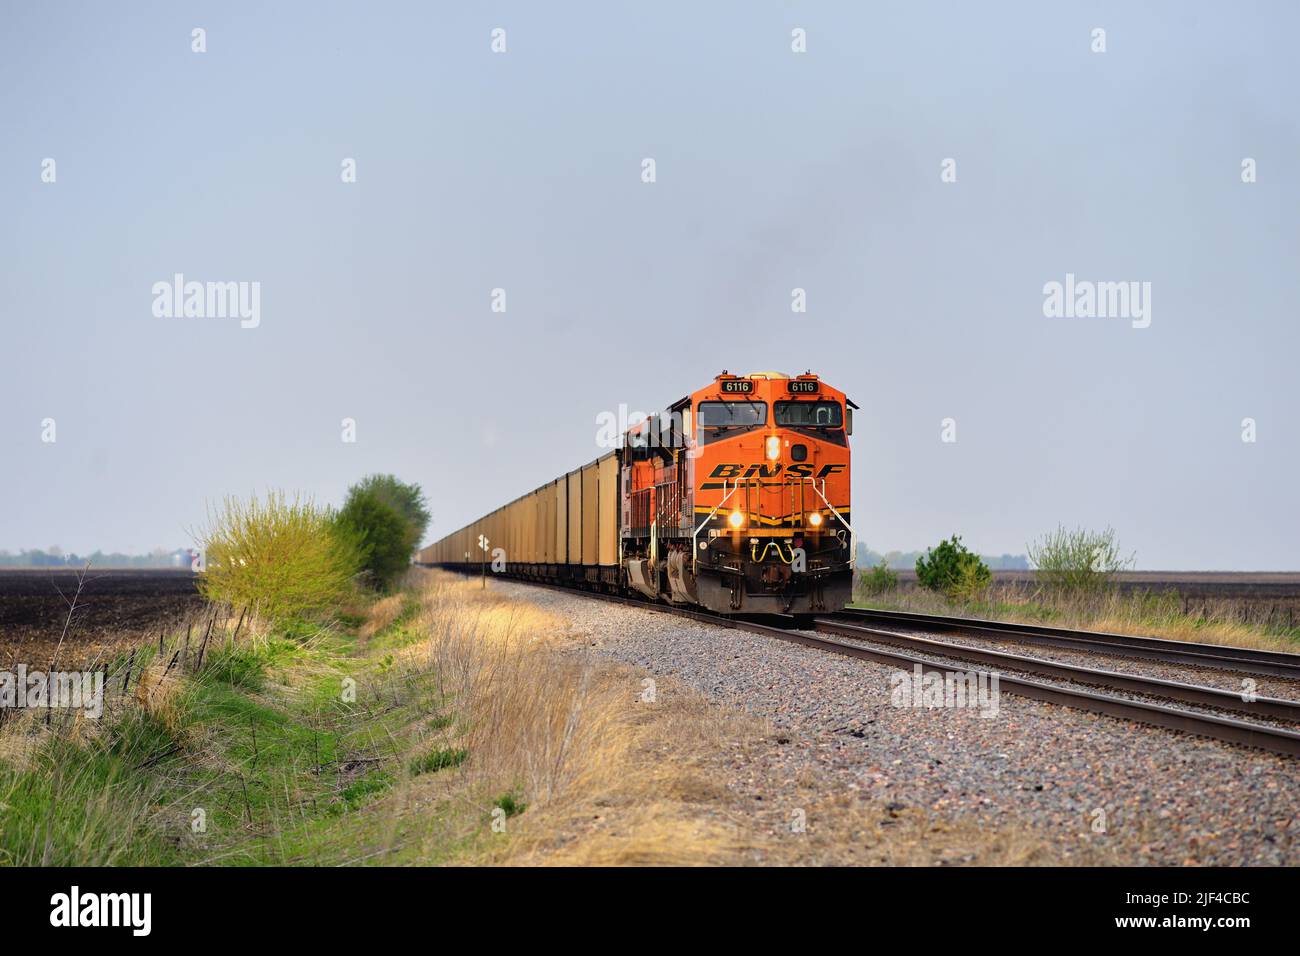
xmin=835 ymin=607 xmax=1300 ymax=680
xmin=817 ymin=615 xmax=1300 ymax=721
xmin=490 ymin=577 xmax=1300 ymax=758
xmin=800 ymin=623 xmax=1300 ymax=759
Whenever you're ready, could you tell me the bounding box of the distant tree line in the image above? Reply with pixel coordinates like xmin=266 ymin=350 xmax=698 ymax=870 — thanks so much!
xmin=0 ymin=547 xmax=195 ymax=568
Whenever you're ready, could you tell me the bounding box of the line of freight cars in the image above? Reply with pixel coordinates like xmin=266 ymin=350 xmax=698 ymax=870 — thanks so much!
xmin=419 ymin=452 xmax=623 ymax=587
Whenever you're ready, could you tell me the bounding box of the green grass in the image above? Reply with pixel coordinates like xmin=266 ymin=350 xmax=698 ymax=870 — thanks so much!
xmin=0 ymin=731 xmax=184 ymax=866
xmin=410 ymin=746 xmax=467 ymax=777
xmin=202 ymin=644 xmax=271 ymax=689
xmin=367 ymin=597 xmax=426 ymax=653
xmin=0 ymin=600 xmax=469 ymax=867
xmin=333 ymin=770 xmax=395 ymax=815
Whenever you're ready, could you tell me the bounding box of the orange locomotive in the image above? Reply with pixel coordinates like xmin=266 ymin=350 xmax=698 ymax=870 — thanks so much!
xmin=417 ymin=371 xmax=856 ymax=616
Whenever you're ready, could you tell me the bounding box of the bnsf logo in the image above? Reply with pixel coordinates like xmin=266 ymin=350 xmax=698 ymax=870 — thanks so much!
xmin=709 ymin=463 xmax=846 ymax=479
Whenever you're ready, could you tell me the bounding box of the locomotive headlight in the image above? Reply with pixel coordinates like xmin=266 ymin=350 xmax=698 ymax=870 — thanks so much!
xmin=807 ymin=511 xmax=823 ymax=527
xmin=728 ymin=510 xmax=745 ymax=528
xmin=765 ymin=435 xmax=781 ymax=461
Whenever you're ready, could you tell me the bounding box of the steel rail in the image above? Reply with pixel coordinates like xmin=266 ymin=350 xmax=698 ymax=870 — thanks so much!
xmin=834 ymin=607 xmax=1300 ymax=679
xmin=815 ymin=616 xmax=1300 ymax=722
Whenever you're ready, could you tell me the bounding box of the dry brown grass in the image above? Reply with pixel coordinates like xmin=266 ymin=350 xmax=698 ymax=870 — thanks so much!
xmin=131 ymin=658 xmax=189 ymax=738
xmin=378 ymin=573 xmax=1085 ymax=866
xmin=0 ymin=712 xmax=44 ymax=772
xmin=359 ymin=594 xmax=407 ymax=643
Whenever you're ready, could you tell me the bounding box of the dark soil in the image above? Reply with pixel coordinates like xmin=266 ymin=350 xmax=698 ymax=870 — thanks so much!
xmin=0 ymin=568 xmax=204 ymax=665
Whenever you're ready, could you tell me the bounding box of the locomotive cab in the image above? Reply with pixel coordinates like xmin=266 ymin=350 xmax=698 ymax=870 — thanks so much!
xmin=619 ymin=371 xmax=856 ymax=616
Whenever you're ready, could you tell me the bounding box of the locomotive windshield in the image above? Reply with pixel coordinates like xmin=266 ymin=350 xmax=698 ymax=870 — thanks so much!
xmin=698 ymin=401 xmax=767 ymax=427
xmin=775 ymin=401 xmax=842 ymax=428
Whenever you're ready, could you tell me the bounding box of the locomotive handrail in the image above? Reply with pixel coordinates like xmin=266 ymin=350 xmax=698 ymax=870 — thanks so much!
xmin=691 ymin=479 xmax=737 ymax=571
xmin=804 ymin=477 xmax=855 ymax=559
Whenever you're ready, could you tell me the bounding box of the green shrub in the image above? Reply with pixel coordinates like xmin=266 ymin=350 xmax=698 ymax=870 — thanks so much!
xmin=1028 ymin=525 xmax=1133 ymax=597
xmin=949 ymin=559 xmax=993 ymax=603
xmin=861 ymin=559 xmax=898 ymax=596
xmin=196 ymin=492 xmax=359 ymax=621
xmin=351 ymin=474 xmax=431 ymax=543
xmin=494 ymin=791 xmax=527 ymax=818
xmin=915 ymin=535 xmax=991 ymax=599
xmin=336 ymin=475 xmax=430 ymax=592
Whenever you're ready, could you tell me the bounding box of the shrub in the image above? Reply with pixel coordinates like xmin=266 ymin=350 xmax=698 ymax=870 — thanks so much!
xmin=196 ymin=492 xmax=360 ymax=621
xmin=494 ymin=791 xmax=527 ymax=818
xmin=861 ymin=559 xmax=898 ymax=596
xmin=915 ymin=535 xmax=991 ymax=599
xmin=949 ymin=559 xmax=993 ymax=603
xmin=335 ymin=490 xmax=410 ymax=591
xmin=1028 ymin=525 xmax=1133 ymax=597
xmin=336 ymin=475 xmax=430 ymax=592
xmin=351 ymin=474 xmax=431 ymax=544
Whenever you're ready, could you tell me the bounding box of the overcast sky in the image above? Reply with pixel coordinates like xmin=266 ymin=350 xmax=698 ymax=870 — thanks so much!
xmin=2 ymin=2 xmax=1296 ymax=569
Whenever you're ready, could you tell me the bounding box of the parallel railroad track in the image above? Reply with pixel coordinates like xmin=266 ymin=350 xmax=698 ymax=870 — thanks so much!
xmin=816 ymin=616 xmax=1300 ymax=723
xmin=496 ymin=577 xmax=1300 ymax=758
xmin=834 ymin=607 xmax=1300 ymax=680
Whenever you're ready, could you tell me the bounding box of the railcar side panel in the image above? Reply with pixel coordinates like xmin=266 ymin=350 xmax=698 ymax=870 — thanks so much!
xmin=598 ymin=454 xmax=618 ymax=567
xmin=524 ymin=493 xmax=535 ymax=565
xmin=554 ymin=479 xmax=567 ymax=566
xmin=580 ymin=462 xmax=598 ymax=566
xmin=566 ymin=471 xmax=581 ymax=565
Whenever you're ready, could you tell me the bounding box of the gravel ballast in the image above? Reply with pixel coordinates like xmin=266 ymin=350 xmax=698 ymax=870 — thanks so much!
xmin=497 ymin=580 xmax=1300 ymax=865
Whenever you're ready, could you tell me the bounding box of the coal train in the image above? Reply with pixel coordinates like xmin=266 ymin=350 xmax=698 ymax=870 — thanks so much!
xmin=417 ymin=371 xmax=856 ymax=615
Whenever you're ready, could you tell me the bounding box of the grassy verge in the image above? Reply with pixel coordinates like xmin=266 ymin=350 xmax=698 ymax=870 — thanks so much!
xmin=854 ymin=582 xmax=1300 ymax=652
xmin=0 ymin=585 xmax=451 ymax=866
xmin=2 ymin=570 xmax=1090 ymax=866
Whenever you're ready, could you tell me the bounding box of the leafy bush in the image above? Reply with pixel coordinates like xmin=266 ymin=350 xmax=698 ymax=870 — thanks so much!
xmin=915 ymin=535 xmax=991 ymax=599
xmin=949 ymin=559 xmax=993 ymax=603
xmin=196 ymin=492 xmax=359 ymax=621
xmin=335 ymin=490 xmax=410 ymax=591
xmin=861 ymin=559 xmax=898 ymax=596
xmin=335 ymin=475 xmax=430 ymax=592
xmin=1028 ymin=525 xmax=1133 ymax=597
xmin=352 ymin=474 xmax=431 ymax=543
xmin=494 ymin=791 xmax=527 ymax=818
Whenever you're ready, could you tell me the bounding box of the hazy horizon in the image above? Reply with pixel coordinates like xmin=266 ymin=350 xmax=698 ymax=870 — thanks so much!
xmin=3 ymin=2 xmax=1297 ymax=570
